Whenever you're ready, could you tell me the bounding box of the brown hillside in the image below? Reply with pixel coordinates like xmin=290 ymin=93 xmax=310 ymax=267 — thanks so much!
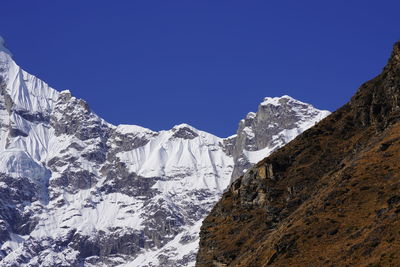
xmin=196 ymin=41 xmax=400 ymax=267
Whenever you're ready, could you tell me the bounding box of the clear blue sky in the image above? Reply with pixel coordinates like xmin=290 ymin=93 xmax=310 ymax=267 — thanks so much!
xmin=1 ymin=1 xmax=399 ymax=137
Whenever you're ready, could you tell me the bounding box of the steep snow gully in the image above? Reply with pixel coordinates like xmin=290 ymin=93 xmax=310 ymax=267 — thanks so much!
xmin=0 ymin=37 xmax=330 ymax=266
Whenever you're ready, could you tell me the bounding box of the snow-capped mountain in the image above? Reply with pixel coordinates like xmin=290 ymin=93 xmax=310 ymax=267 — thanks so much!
xmin=229 ymin=95 xmax=331 ymax=181
xmin=0 ymin=37 xmax=330 ymax=267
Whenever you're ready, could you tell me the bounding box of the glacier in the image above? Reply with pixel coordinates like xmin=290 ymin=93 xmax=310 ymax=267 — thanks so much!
xmin=0 ymin=37 xmax=330 ymax=266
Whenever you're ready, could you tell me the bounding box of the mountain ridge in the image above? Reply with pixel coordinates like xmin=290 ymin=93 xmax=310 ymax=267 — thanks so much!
xmin=0 ymin=36 xmax=329 ymax=266
xmin=196 ymin=41 xmax=400 ymax=266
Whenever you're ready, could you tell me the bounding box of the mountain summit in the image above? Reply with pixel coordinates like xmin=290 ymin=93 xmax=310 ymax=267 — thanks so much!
xmin=196 ymin=42 xmax=400 ymax=266
xmin=0 ymin=36 xmax=12 ymax=56
xmin=0 ymin=39 xmax=328 ymax=266
xmin=229 ymin=94 xmax=330 ymax=181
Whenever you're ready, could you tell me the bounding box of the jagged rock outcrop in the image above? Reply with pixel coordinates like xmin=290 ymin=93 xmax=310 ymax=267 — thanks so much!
xmin=196 ymin=41 xmax=400 ymax=266
xmin=230 ymin=96 xmax=329 ymax=181
xmin=0 ymin=39 xmax=235 ymax=267
xmin=0 ymin=36 xmax=329 ymax=267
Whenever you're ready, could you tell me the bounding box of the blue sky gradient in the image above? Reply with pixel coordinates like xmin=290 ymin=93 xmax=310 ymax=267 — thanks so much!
xmin=1 ymin=1 xmax=399 ymax=137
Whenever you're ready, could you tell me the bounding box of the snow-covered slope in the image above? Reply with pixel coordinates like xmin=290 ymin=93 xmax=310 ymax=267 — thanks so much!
xmin=0 ymin=37 xmax=11 ymax=56
xmin=229 ymin=95 xmax=330 ymax=181
xmin=0 ymin=37 xmax=329 ymax=267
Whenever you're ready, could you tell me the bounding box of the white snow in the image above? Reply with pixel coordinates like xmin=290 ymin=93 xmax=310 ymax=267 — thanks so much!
xmin=0 ymin=150 xmax=47 ymax=181
xmin=0 ymin=42 xmax=330 ymax=267
xmin=225 ymin=134 xmax=237 ymax=140
xmin=241 ymin=95 xmax=330 ymax=164
xmin=243 ymin=146 xmax=275 ymax=164
xmin=0 ymin=233 xmax=26 ymax=252
xmin=0 ymin=36 xmax=12 ymax=56
xmin=261 ymin=95 xmax=289 ymax=106
xmin=0 ymin=46 xmax=235 ymax=265
xmin=2 ymin=51 xmax=59 ymax=115
xmin=31 ymin=190 xmax=145 ymax=239
xmin=245 ymin=112 xmax=256 ymax=119
xmin=117 ymin=126 xmax=232 ymax=184
xmin=116 ymin=124 xmax=155 ymax=136
xmin=242 ymin=126 xmax=255 ymax=139
xmin=261 ymin=95 xmax=301 ymax=107
xmin=124 ymin=220 xmax=204 ymax=267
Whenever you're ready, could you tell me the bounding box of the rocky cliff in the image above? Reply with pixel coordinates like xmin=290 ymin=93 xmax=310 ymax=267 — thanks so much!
xmin=196 ymin=42 xmax=400 ymax=266
xmin=229 ymin=96 xmax=330 ymax=181
xmin=0 ymin=37 xmax=329 ymax=267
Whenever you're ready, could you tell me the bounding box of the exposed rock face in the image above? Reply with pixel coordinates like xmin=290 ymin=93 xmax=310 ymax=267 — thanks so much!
xmin=196 ymin=42 xmax=400 ymax=266
xmin=230 ymin=96 xmax=330 ymax=181
xmin=0 ymin=42 xmax=234 ymax=267
xmin=0 ymin=38 xmax=329 ymax=267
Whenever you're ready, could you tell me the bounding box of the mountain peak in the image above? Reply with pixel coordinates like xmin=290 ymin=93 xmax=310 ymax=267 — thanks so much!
xmin=0 ymin=36 xmax=334 ymax=267
xmin=0 ymin=36 xmax=12 ymax=56
xmin=197 ymin=40 xmax=400 ymax=267
xmin=260 ymin=95 xmax=302 ymax=107
xmin=384 ymin=41 xmax=400 ymax=72
xmin=172 ymin=123 xmax=199 ymax=133
xmin=171 ymin=123 xmax=200 ymax=139
xmin=350 ymin=41 xmax=400 ymax=130
xmin=230 ymin=95 xmax=330 ymax=181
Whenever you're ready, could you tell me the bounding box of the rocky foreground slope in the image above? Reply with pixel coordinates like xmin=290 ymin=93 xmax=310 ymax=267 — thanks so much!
xmin=0 ymin=36 xmax=329 ymax=267
xmin=196 ymin=42 xmax=400 ymax=266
